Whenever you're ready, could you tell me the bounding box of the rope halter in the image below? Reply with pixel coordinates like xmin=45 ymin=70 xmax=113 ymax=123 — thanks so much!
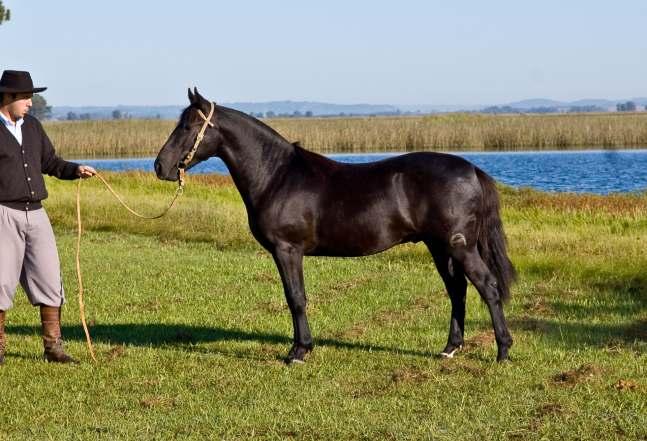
xmin=178 ymin=101 xmax=215 ymax=188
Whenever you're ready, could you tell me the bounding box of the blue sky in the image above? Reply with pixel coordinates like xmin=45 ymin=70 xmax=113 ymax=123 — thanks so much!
xmin=2 ymin=1 xmax=646 ymax=106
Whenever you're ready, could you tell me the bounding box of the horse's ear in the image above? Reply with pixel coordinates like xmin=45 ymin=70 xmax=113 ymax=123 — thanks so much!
xmin=188 ymin=88 xmax=196 ymax=104
xmin=193 ymin=87 xmax=207 ymax=106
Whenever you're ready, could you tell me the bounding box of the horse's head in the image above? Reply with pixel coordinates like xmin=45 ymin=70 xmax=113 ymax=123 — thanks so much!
xmin=155 ymin=88 xmax=223 ymax=181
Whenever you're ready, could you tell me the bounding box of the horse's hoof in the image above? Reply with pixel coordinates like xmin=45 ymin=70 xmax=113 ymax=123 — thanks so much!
xmin=496 ymin=346 xmax=511 ymax=362
xmin=440 ymin=345 xmax=462 ymax=359
xmin=284 ymin=345 xmax=311 ymax=365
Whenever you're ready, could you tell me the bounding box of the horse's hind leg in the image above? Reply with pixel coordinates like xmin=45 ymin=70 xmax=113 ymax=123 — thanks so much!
xmin=453 ymin=246 xmax=513 ymax=362
xmin=426 ymin=241 xmax=467 ymax=358
xmin=272 ymin=244 xmax=313 ymax=364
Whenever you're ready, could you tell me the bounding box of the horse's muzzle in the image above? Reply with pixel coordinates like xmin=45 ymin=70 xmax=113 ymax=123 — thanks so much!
xmin=154 ymin=157 xmax=179 ymax=181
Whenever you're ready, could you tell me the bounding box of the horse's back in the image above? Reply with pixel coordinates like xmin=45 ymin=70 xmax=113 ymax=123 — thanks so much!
xmin=322 ymin=151 xmax=482 ymax=207
xmin=370 ymin=151 xmax=477 ymax=181
xmin=294 ymin=148 xmax=478 ymax=185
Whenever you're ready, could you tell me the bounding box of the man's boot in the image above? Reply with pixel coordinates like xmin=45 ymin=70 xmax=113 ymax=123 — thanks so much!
xmin=40 ymin=305 xmax=77 ymax=363
xmin=0 ymin=310 xmax=5 ymax=364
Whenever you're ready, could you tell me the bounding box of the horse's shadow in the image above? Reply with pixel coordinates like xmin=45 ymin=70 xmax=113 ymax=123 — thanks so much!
xmin=509 ymin=262 xmax=646 ymax=350
xmin=6 ymin=264 xmax=645 ymax=359
xmin=5 ymin=323 xmax=435 ymax=359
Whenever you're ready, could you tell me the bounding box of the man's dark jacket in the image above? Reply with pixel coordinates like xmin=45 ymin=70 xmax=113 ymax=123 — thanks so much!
xmin=0 ymin=114 xmax=79 ymax=210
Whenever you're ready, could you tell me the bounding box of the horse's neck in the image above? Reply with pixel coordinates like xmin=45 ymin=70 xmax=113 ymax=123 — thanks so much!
xmin=218 ymin=113 xmax=294 ymax=209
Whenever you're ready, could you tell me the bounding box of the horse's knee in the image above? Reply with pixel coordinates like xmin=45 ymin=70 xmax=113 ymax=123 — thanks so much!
xmin=286 ymin=294 xmax=307 ymax=314
xmin=293 ymin=302 xmax=306 ymax=315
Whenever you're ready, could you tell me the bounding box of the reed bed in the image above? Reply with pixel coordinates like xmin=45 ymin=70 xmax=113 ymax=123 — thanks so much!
xmin=44 ymin=119 xmax=175 ymax=158
xmin=44 ymin=112 xmax=647 ymax=158
xmin=271 ymin=112 xmax=647 ymax=153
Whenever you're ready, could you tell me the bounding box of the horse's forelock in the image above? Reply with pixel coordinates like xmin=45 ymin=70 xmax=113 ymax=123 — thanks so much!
xmin=178 ymin=105 xmax=204 ymax=127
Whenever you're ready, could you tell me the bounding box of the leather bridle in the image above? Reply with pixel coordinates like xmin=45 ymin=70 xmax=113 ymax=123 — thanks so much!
xmin=178 ymin=101 xmax=215 ymax=188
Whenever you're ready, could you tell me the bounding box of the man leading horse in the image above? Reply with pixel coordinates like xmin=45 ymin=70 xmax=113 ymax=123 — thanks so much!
xmin=0 ymin=70 xmax=96 ymax=364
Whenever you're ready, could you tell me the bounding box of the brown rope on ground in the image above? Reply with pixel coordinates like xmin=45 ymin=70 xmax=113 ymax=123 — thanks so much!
xmin=75 ymin=171 xmax=184 ymax=362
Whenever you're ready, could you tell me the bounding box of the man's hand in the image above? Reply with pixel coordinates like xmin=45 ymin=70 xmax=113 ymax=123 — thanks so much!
xmin=76 ymin=165 xmax=97 ymax=179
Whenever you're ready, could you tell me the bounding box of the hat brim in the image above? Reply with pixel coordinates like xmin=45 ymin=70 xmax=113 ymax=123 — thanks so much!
xmin=0 ymin=86 xmax=47 ymax=94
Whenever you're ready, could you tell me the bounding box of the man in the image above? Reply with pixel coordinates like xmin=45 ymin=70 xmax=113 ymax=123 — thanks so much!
xmin=0 ymin=70 xmax=96 ymax=364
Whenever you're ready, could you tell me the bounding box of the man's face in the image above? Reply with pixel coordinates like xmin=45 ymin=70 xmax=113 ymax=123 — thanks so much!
xmin=1 ymin=93 xmax=33 ymax=121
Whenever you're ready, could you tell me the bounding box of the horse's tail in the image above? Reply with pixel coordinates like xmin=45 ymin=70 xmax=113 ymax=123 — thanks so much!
xmin=475 ymin=167 xmax=516 ymax=302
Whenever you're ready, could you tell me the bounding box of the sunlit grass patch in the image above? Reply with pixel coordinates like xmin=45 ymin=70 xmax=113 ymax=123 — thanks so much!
xmin=0 ymin=174 xmax=644 ymax=439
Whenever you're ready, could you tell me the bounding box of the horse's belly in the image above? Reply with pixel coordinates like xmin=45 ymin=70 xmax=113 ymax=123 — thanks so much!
xmin=310 ymin=221 xmax=413 ymax=257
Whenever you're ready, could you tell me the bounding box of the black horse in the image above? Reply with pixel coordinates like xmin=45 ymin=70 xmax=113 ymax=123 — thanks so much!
xmin=155 ymin=89 xmax=516 ymax=362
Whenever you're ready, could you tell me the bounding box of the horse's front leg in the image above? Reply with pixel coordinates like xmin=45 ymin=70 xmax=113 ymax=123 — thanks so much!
xmin=272 ymin=244 xmax=313 ymax=364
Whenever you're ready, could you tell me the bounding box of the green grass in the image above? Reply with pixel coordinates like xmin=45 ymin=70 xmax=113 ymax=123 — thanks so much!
xmin=0 ymin=174 xmax=645 ymax=440
xmin=44 ymin=112 xmax=647 ymax=157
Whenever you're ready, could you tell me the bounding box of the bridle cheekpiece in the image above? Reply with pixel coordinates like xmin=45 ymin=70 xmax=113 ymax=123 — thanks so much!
xmin=178 ymin=101 xmax=215 ymax=188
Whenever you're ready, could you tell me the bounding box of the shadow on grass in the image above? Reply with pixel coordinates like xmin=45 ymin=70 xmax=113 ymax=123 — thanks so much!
xmin=6 ymin=323 xmax=435 ymax=359
xmin=7 ymin=262 xmax=643 ymax=358
xmin=510 ymin=261 xmax=646 ymax=350
xmin=509 ymin=316 xmax=646 ymax=347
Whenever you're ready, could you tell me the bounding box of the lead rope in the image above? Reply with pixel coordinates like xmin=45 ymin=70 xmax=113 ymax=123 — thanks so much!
xmin=74 ymin=102 xmax=215 ymax=363
xmin=75 ymin=179 xmax=96 ymax=362
xmin=75 ymin=172 xmax=184 ymax=363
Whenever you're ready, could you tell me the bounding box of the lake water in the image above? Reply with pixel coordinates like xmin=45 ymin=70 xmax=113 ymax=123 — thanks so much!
xmin=77 ymin=149 xmax=647 ymax=195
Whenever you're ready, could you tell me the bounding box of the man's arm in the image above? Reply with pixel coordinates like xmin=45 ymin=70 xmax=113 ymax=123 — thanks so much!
xmin=38 ymin=119 xmax=95 ymax=179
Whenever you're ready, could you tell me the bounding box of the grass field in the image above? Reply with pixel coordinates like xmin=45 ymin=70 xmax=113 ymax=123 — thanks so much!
xmin=43 ymin=112 xmax=647 ymax=158
xmin=0 ymin=173 xmax=645 ymax=440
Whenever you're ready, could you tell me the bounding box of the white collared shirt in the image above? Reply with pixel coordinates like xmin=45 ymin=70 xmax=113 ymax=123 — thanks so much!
xmin=0 ymin=111 xmax=24 ymax=145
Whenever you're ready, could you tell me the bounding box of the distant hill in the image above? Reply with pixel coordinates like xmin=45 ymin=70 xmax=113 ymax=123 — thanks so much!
xmin=568 ymin=98 xmax=617 ymax=108
xmin=224 ymin=101 xmax=399 ymax=116
xmin=52 ymin=105 xmax=183 ymax=120
xmin=50 ymin=97 xmax=647 ymax=120
xmin=506 ymin=99 xmax=566 ymax=109
xmin=628 ymin=97 xmax=647 ymax=106
xmin=506 ymin=97 xmax=647 ymax=111
xmin=397 ymin=104 xmax=483 ymax=113
xmin=51 ymin=101 xmax=401 ymax=120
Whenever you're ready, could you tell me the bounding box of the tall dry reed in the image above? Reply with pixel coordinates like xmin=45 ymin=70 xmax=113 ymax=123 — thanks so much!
xmin=44 ymin=119 xmax=175 ymax=158
xmin=44 ymin=112 xmax=647 ymax=158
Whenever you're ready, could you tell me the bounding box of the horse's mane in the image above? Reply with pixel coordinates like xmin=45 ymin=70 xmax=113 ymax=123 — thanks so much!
xmin=219 ymin=106 xmax=292 ymax=147
xmin=212 ymin=106 xmax=344 ymax=171
xmin=179 ymin=103 xmax=293 ymax=149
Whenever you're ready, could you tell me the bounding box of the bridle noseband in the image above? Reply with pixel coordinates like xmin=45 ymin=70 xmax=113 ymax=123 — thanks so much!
xmin=178 ymin=101 xmax=215 ymax=187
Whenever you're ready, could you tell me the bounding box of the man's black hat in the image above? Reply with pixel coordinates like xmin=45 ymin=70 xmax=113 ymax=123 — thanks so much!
xmin=0 ymin=70 xmax=47 ymax=94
